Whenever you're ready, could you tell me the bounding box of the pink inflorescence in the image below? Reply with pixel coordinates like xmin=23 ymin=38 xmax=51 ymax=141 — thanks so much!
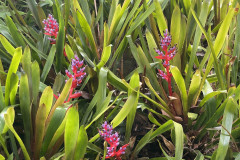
xmin=66 ymin=55 xmax=86 ymax=89
xmin=54 ymin=55 xmax=86 ymax=102
xmin=155 ymin=29 xmax=176 ymax=96
xmin=99 ymin=121 xmax=129 ymax=160
xmin=43 ymin=14 xmax=59 ymax=43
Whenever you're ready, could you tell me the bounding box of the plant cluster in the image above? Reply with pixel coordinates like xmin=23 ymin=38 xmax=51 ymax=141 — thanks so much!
xmin=0 ymin=0 xmax=240 ymax=160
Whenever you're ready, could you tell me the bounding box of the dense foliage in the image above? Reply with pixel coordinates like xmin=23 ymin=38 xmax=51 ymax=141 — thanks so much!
xmin=0 ymin=0 xmax=240 ymax=159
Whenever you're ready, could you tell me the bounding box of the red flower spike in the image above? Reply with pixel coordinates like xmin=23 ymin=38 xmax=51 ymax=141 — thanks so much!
xmin=53 ymin=55 xmax=86 ymax=106
xmin=43 ymin=14 xmax=68 ymax=57
xmin=43 ymin=14 xmax=59 ymax=42
xmin=99 ymin=121 xmax=129 ymax=160
xmin=155 ymin=29 xmax=176 ymax=96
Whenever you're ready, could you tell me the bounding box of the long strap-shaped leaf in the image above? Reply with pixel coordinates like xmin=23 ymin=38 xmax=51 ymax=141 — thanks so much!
xmin=4 ymin=108 xmax=30 ymax=160
xmin=191 ymin=7 xmax=235 ymax=103
xmin=0 ymin=34 xmax=15 ymax=56
xmin=131 ymin=120 xmax=174 ymax=159
xmin=65 ymin=106 xmax=79 ymax=160
xmin=55 ymin=0 xmax=65 ymax=72
xmin=111 ymin=87 xmax=139 ymax=128
xmin=186 ymin=0 xmax=210 ymax=87
xmin=5 ymin=48 xmax=22 ymax=106
xmin=216 ymin=97 xmax=237 ymax=160
xmin=170 ymin=66 xmax=188 ymax=122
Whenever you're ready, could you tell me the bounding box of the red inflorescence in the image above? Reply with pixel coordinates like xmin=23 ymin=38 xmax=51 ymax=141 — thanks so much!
xmin=43 ymin=14 xmax=59 ymax=43
xmin=43 ymin=14 xmax=67 ymax=57
xmin=155 ymin=29 xmax=176 ymax=96
xmin=54 ymin=55 xmax=86 ymax=103
xmin=99 ymin=121 xmax=129 ymax=160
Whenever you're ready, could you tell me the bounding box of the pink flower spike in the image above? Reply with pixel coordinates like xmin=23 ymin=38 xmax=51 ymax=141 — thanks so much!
xmin=43 ymin=14 xmax=59 ymax=41
xmin=155 ymin=30 xmax=176 ymax=96
xmin=99 ymin=121 xmax=128 ymax=160
xmin=65 ymin=56 xmax=86 ymax=89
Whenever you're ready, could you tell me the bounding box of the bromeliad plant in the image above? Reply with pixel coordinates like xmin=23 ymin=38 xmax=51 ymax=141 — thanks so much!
xmin=1 ymin=0 xmax=240 ymax=160
xmin=0 ymin=47 xmax=89 ymax=160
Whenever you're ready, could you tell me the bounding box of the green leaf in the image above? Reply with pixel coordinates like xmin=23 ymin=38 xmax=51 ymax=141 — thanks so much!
xmin=194 ymin=151 xmax=204 ymax=160
xmin=171 ymin=5 xmax=181 ymax=70
xmin=148 ymin=113 xmax=161 ymax=126
xmin=9 ymin=73 xmax=18 ymax=105
xmin=86 ymin=91 xmax=114 ymax=129
xmin=158 ymin=142 xmax=172 ymax=160
xmin=112 ymin=89 xmax=139 ymax=128
xmin=0 ymin=107 xmax=15 ymax=134
xmin=191 ymin=7 xmax=235 ymax=92
xmin=199 ymin=90 xmax=227 ymax=107
xmin=0 ymin=83 xmax=5 ymax=111
xmin=216 ymin=97 xmax=237 ymax=160
xmin=5 ymin=47 xmax=22 ymax=106
xmin=76 ymin=11 xmax=98 ymax=61
xmin=170 ymin=66 xmax=188 ymax=120
xmin=107 ymin=0 xmax=118 ymax=26
xmin=65 ymin=106 xmax=79 ymax=160
xmin=114 ymin=0 xmax=141 ymax=45
xmin=64 ymin=0 xmax=70 ymax=30
xmin=144 ymin=77 xmax=168 ymax=110
xmin=188 ymin=70 xmax=201 ymax=108
xmin=232 ymin=13 xmax=240 ymax=84
xmin=40 ymin=107 xmax=66 ymax=156
xmin=0 ymin=34 xmax=15 ymax=56
xmin=22 ymin=46 xmax=31 ymax=80
xmin=34 ymin=104 xmax=47 ymax=160
xmin=78 ymin=0 xmax=91 ymax=25
xmin=54 ymin=0 xmax=65 ymax=72
xmin=0 ymin=153 xmax=5 ymax=160
xmin=127 ymin=3 xmax=155 ymax=35
xmin=87 ymin=142 xmax=103 ymax=153
xmin=39 ymin=86 xmax=53 ymax=118
xmin=47 ymin=116 xmax=66 ymax=152
xmin=31 ymin=61 xmax=40 ymax=118
xmin=64 ymin=44 xmax=74 ymax=62
xmin=154 ymin=0 xmax=167 ymax=36
xmin=96 ymin=68 xmax=108 ymax=112
xmin=4 ymin=109 xmax=30 ymax=160
xmin=97 ymin=45 xmax=111 ymax=69
xmin=186 ymin=0 xmax=210 ymax=86
xmin=131 ymin=128 xmax=153 ymax=159
xmin=125 ymin=71 xmax=140 ymax=142
xmin=74 ymin=125 xmax=88 ymax=160
xmin=132 ymin=120 xmax=173 ymax=157
xmin=5 ymin=16 xmax=26 ymax=47
xmin=127 ymin=35 xmax=167 ymax=100
xmin=41 ymin=45 xmax=56 ymax=82
xmin=173 ymin=122 xmax=184 ymax=160
xmin=146 ymin=30 xmax=158 ymax=60
xmin=183 ymin=0 xmax=191 ymax=14
xmin=236 ymin=152 xmax=240 ymax=160
xmin=107 ymin=70 xmax=127 ymax=91
xmin=26 ymin=0 xmax=42 ymax=28
xmin=46 ymin=78 xmax=72 ymax=126
xmin=19 ymin=73 xmax=32 ymax=152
